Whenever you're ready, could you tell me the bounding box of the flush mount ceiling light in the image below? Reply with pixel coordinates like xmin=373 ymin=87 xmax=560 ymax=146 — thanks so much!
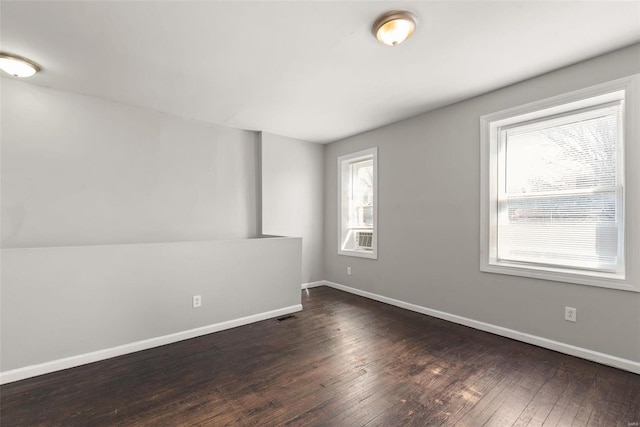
xmin=0 ymin=53 xmax=41 ymax=78
xmin=372 ymin=10 xmax=417 ymax=46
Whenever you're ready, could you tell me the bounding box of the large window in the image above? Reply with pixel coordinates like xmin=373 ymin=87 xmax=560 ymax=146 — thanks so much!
xmin=481 ymin=76 xmax=639 ymax=291
xmin=338 ymin=148 xmax=377 ymax=259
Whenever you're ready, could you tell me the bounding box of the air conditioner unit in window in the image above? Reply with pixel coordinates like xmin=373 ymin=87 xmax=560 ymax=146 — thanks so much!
xmin=355 ymin=231 xmax=373 ymax=250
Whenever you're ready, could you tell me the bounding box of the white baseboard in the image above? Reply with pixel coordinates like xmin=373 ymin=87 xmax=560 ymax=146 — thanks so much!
xmin=314 ymin=281 xmax=640 ymax=375
xmin=0 ymin=304 xmax=302 ymax=385
xmin=301 ymin=281 xmax=326 ymax=289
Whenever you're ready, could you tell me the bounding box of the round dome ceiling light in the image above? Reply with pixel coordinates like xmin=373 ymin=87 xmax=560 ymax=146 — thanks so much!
xmin=372 ymin=10 xmax=417 ymax=46
xmin=0 ymin=53 xmax=41 ymax=78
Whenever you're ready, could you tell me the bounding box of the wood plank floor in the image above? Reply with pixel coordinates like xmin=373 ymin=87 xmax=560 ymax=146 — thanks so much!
xmin=1 ymin=286 xmax=638 ymax=426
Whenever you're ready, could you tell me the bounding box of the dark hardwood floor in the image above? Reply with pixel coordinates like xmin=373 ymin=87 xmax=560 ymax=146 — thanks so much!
xmin=1 ymin=286 xmax=638 ymax=426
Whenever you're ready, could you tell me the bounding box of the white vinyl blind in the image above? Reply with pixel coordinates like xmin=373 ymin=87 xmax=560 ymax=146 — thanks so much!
xmin=497 ymin=103 xmax=623 ymax=272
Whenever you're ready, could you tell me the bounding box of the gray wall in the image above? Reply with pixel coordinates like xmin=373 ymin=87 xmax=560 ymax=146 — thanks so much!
xmin=1 ymin=78 xmax=258 ymax=248
xmin=1 ymin=238 xmax=302 ymax=372
xmin=261 ymin=132 xmax=324 ymax=284
xmin=1 ymin=79 xmax=303 ymax=377
xmin=323 ymin=44 xmax=640 ymax=363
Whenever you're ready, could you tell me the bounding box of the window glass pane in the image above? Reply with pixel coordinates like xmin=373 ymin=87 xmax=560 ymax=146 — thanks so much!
xmin=505 ymin=112 xmax=618 ymax=194
xmin=350 ymin=160 xmax=373 ymax=227
xmin=499 ymin=192 xmax=619 ymax=269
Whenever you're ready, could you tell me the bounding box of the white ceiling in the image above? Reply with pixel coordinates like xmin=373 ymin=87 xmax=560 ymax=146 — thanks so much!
xmin=2 ymin=1 xmax=639 ymax=143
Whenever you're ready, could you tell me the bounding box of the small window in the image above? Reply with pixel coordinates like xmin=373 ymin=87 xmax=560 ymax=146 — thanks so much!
xmin=481 ymin=76 xmax=639 ymax=291
xmin=338 ymin=148 xmax=377 ymax=259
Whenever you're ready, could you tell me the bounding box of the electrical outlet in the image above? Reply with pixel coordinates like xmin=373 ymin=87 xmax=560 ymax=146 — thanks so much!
xmin=565 ymin=306 xmax=576 ymax=322
xmin=347 ymin=267 xmax=352 ymax=275
xmin=193 ymin=295 xmax=202 ymax=308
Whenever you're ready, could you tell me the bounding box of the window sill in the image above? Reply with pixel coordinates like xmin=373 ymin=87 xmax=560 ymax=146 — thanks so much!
xmin=480 ymin=260 xmax=638 ymax=292
xmin=338 ymin=249 xmax=377 ymax=260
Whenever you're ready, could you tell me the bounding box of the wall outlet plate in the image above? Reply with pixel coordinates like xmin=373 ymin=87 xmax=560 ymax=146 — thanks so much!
xmin=565 ymin=306 xmax=576 ymax=322
xmin=193 ymin=295 xmax=202 ymax=308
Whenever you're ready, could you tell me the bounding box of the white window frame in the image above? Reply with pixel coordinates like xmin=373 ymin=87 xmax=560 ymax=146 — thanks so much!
xmin=338 ymin=147 xmax=378 ymax=259
xmin=480 ymin=75 xmax=640 ymax=292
